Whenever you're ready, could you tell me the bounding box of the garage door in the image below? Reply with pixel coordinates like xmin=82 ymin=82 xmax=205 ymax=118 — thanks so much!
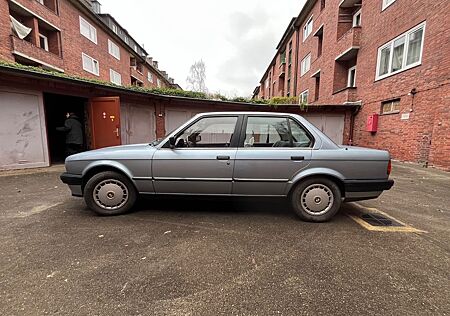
xmin=121 ymin=104 xmax=156 ymax=144
xmin=0 ymin=90 xmax=49 ymax=169
xmin=303 ymin=114 xmax=345 ymax=144
xmin=165 ymin=109 xmax=203 ymax=134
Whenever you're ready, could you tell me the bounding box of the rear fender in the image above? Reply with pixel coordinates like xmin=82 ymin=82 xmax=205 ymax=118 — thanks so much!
xmin=285 ymin=167 xmax=345 ymax=195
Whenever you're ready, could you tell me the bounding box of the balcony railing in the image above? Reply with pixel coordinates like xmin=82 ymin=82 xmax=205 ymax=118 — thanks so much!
xmin=11 ymin=35 xmax=64 ymax=71
xmin=332 ymin=86 xmax=358 ymax=103
xmin=130 ymin=66 xmax=144 ymax=82
xmin=278 ymin=63 xmax=286 ymax=77
xmin=335 ymin=27 xmax=361 ymax=61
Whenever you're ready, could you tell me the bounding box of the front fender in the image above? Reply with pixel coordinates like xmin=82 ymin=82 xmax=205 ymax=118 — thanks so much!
xmin=82 ymin=160 xmax=134 ymax=180
xmin=285 ymin=167 xmax=346 ymax=195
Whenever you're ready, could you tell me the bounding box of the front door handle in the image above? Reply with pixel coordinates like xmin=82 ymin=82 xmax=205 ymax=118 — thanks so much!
xmin=217 ymin=155 xmax=230 ymax=160
xmin=291 ymin=156 xmax=305 ymax=161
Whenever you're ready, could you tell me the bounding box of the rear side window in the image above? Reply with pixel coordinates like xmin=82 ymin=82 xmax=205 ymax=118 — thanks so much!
xmin=243 ymin=117 xmax=312 ymax=148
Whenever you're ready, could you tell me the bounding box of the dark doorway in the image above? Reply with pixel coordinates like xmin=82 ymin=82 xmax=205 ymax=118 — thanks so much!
xmin=43 ymin=93 xmax=87 ymax=164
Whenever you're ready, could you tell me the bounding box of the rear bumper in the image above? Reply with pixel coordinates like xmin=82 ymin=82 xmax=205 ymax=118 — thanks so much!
xmin=60 ymin=172 xmax=83 ymax=197
xmin=344 ymin=179 xmax=394 ymax=192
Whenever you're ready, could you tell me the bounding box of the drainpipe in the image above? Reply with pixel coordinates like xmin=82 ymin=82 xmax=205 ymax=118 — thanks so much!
xmin=293 ymin=27 xmax=300 ymax=97
xmin=348 ymin=103 xmax=361 ymax=146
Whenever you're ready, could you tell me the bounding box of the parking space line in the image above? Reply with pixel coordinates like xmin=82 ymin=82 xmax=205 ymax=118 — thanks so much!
xmin=346 ymin=203 xmax=427 ymax=233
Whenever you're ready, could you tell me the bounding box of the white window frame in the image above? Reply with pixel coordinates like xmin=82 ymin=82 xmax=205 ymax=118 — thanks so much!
xmin=37 ymin=0 xmax=44 ymax=5
xmin=82 ymin=53 xmax=99 ymax=76
xmin=108 ymin=39 xmax=120 ymax=60
xmin=353 ymin=9 xmax=361 ymax=27
xmin=382 ymin=0 xmax=396 ymax=11
xmin=39 ymin=34 xmax=48 ymax=51
xmin=381 ymin=99 xmax=400 ymax=114
xmin=303 ymin=16 xmax=313 ymax=42
xmin=79 ymin=16 xmax=97 ymax=44
xmin=300 ymin=53 xmax=311 ymax=76
xmin=109 ymin=69 xmax=121 ymax=85
xmin=157 ymin=78 xmax=162 ymax=88
xmin=147 ymin=71 xmax=153 ymax=83
xmin=300 ymin=90 xmax=309 ymax=105
xmin=347 ymin=66 xmax=356 ymax=87
xmin=112 ymin=23 xmax=118 ymax=34
xmin=375 ymin=22 xmax=426 ymax=81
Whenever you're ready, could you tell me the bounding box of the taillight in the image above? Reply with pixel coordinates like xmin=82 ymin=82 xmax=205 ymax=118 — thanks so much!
xmin=387 ymin=159 xmax=392 ymax=175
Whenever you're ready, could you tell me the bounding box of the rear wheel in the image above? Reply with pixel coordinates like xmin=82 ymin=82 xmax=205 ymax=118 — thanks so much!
xmin=84 ymin=171 xmax=137 ymax=215
xmin=291 ymin=177 xmax=342 ymax=222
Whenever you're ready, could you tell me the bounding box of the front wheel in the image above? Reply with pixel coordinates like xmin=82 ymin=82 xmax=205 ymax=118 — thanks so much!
xmin=84 ymin=171 xmax=137 ymax=216
xmin=291 ymin=177 xmax=342 ymax=222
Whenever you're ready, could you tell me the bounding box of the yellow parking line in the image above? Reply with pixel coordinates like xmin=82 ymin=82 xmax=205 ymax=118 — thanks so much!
xmin=347 ymin=203 xmax=427 ymax=233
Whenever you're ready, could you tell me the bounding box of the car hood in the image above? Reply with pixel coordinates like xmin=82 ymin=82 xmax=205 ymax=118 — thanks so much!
xmin=66 ymin=143 xmax=157 ymax=161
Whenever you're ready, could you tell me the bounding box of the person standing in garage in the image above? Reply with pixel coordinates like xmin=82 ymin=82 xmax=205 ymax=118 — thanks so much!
xmin=56 ymin=112 xmax=84 ymax=157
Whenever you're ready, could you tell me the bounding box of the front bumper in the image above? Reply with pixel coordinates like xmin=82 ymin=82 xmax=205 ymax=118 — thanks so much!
xmin=60 ymin=172 xmax=83 ymax=197
xmin=344 ymin=179 xmax=394 ymax=192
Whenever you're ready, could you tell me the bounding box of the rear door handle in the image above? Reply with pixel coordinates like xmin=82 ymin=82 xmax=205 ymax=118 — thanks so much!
xmin=217 ymin=155 xmax=230 ymax=160
xmin=291 ymin=156 xmax=305 ymax=161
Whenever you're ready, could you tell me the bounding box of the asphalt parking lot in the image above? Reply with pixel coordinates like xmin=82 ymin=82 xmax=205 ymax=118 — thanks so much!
xmin=0 ymin=162 xmax=449 ymax=315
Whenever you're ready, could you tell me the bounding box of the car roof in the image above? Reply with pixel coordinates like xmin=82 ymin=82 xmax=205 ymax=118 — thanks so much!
xmin=196 ymin=111 xmax=298 ymax=116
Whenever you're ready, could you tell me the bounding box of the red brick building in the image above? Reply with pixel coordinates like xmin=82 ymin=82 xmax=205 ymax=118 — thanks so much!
xmin=1 ymin=0 xmax=179 ymax=89
xmin=255 ymin=0 xmax=450 ymax=170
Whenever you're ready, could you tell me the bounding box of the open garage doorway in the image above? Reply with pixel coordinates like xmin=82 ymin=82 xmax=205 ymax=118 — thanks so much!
xmin=43 ymin=93 xmax=88 ymax=164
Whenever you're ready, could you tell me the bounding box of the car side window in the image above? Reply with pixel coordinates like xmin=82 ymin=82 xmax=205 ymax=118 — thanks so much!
xmin=244 ymin=117 xmax=291 ymax=147
xmin=289 ymin=119 xmax=313 ymax=148
xmin=175 ymin=116 xmax=238 ymax=148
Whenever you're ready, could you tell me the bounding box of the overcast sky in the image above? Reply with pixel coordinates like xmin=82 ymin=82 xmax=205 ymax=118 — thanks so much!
xmin=100 ymin=0 xmax=306 ymax=97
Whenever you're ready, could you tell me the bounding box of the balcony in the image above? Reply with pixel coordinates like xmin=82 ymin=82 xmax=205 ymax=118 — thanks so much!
xmin=332 ymin=86 xmax=358 ymax=104
xmin=130 ymin=66 xmax=144 ymax=84
xmin=278 ymin=63 xmax=286 ymax=77
xmin=11 ymin=35 xmax=64 ymax=71
xmin=335 ymin=27 xmax=361 ymax=61
xmin=10 ymin=0 xmax=60 ymax=27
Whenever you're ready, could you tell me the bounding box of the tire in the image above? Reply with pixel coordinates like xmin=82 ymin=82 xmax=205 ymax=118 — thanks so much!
xmin=290 ymin=177 xmax=342 ymax=222
xmin=84 ymin=171 xmax=137 ymax=216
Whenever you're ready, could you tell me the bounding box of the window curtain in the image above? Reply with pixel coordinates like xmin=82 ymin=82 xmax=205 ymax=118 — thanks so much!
xmin=10 ymin=15 xmax=32 ymax=40
xmin=391 ymin=37 xmax=405 ymax=72
xmin=407 ymin=28 xmax=423 ymax=65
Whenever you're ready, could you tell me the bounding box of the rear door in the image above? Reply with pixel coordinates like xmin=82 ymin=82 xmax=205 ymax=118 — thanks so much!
xmin=232 ymin=115 xmax=313 ymax=196
xmin=90 ymin=97 xmax=121 ymax=149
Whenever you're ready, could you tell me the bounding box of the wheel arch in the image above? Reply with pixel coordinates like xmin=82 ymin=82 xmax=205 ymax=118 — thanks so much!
xmin=287 ymin=168 xmax=346 ymax=197
xmin=81 ymin=161 xmax=135 ymax=192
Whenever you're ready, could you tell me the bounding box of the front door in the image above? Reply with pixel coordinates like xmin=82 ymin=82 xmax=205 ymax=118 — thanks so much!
xmin=233 ymin=116 xmax=313 ymax=196
xmin=90 ymin=97 xmax=121 ymax=149
xmin=153 ymin=115 xmax=240 ymax=194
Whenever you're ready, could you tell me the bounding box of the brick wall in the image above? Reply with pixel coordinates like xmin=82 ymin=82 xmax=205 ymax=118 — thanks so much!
xmin=257 ymin=0 xmax=450 ymax=170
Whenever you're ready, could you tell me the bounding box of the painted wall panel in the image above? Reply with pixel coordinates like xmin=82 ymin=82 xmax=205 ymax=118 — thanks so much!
xmin=0 ymin=89 xmax=49 ymax=169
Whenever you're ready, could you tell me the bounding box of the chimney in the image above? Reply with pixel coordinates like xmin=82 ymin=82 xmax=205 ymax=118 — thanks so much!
xmin=153 ymin=61 xmax=158 ymax=69
xmin=90 ymin=0 xmax=101 ymax=14
xmin=161 ymin=71 xmax=167 ymax=78
xmin=146 ymin=56 xmax=153 ymax=64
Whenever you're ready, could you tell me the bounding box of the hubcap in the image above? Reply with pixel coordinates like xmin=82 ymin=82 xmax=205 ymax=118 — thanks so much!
xmin=93 ymin=179 xmax=129 ymax=210
xmin=301 ymin=184 xmax=334 ymax=216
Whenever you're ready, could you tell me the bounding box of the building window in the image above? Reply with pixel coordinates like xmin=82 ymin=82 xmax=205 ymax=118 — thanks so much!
xmin=79 ymin=16 xmax=97 ymax=44
xmin=82 ymin=53 xmax=99 ymax=75
xmin=109 ymin=69 xmax=121 ymax=85
xmin=148 ymin=72 xmax=153 ymax=83
xmin=353 ymin=9 xmax=361 ymax=27
xmin=39 ymin=34 xmax=48 ymax=51
xmin=108 ymin=39 xmax=120 ymax=60
xmin=300 ymin=90 xmax=309 ymax=105
xmin=265 ymin=78 xmax=269 ymax=88
xmin=124 ymin=35 xmax=128 ymax=44
xmin=303 ymin=16 xmax=313 ymax=41
xmin=280 ymin=51 xmax=286 ymax=64
xmin=376 ymin=22 xmax=425 ymax=80
xmin=381 ymin=99 xmax=400 ymax=114
xmin=382 ymin=0 xmax=396 ymax=10
xmin=300 ymin=53 xmax=311 ymax=76
xmin=157 ymin=78 xmax=161 ymax=88
xmin=320 ymin=0 xmax=325 ymax=11
xmin=112 ymin=23 xmax=118 ymax=34
xmin=347 ymin=66 xmax=356 ymax=87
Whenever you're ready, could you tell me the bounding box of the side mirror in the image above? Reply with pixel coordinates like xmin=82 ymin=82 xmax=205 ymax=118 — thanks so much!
xmin=169 ymin=137 xmax=176 ymax=149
